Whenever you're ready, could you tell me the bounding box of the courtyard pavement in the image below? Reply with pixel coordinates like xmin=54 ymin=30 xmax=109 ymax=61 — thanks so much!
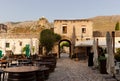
xmin=47 ymin=53 xmax=118 ymax=81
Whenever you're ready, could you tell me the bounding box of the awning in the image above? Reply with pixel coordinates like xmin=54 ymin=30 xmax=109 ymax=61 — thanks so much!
xmin=75 ymin=39 xmax=120 ymax=48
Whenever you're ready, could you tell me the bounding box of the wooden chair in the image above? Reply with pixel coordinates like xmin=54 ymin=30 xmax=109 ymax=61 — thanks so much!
xmin=0 ymin=60 xmax=8 ymax=68
xmin=0 ymin=70 xmax=4 ymax=81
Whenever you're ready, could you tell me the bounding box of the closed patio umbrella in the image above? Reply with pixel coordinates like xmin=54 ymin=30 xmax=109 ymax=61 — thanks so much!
xmin=12 ymin=42 xmax=15 ymax=55
xmin=106 ymin=32 xmax=115 ymax=77
xmin=93 ymin=38 xmax=98 ymax=68
xmin=0 ymin=50 xmax=2 ymax=58
xmin=26 ymin=44 xmax=30 ymax=58
xmin=72 ymin=26 xmax=76 ymax=58
xmin=72 ymin=26 xmax=76 ymax=46
xmin=30 ymin=38 xmax=33 ymax=55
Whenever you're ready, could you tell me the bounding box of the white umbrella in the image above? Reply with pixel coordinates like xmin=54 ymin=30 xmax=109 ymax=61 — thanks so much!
xmin=30 ymin=38 xmax=33 ymax=55
xmin=12 ymin=42 xmax=15 ymax=54
xmin=75 ymin=40 xmax=93 ymax=47
xmin=72 ymin=26 xmax=76 ymax=56
xmin=106 ymin=32 xmax=115 ymax=76
xmin=4 ymin=38 xmax=6 ymax=55
xmin=93 ymin=38 xmax=98 ymax=68
xmin=35 ymin=40 xmax=38 ymax=54
xmin=72 ymin=26 xmax=76 ymax=46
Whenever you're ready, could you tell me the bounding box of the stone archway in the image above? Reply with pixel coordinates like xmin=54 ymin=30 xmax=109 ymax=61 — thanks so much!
xmin=58 ymin=39 xmax=71 ymax=58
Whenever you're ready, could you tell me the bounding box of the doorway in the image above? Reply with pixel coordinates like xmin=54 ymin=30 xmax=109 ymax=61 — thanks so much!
xmin=58 ymin=39 xmax=71 ymax=58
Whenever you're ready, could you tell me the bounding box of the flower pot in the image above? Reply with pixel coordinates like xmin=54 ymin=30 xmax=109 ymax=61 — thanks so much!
xmin=99 ymin=60 xmax=107 ymax=74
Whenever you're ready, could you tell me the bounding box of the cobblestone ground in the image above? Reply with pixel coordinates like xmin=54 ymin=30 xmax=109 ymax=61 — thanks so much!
xmin=2 ymin=53 xmax=118 ymax=81
xmin=47 ymin=53 xmax=117 ymax=81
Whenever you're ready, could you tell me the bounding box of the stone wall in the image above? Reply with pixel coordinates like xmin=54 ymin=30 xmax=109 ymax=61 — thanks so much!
xmin=54 ymin=19 xmax=93 ymax=41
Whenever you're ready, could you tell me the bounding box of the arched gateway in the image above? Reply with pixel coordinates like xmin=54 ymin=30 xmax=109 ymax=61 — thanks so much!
xmin=53 ymin=19 xmax=93 ymax=59
xmin=58 ymin=39 xmax=71 ymax=58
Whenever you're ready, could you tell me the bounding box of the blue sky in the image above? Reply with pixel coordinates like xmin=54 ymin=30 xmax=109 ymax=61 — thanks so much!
xmin=0 ymin=0 xmax=120 ymax=23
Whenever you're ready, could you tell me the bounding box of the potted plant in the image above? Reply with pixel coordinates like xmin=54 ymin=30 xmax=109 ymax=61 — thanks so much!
xmin=115 ymin=54 xmax=120 ymax=62
xmin=98 ymin=53 xmax=107 ymax=74
xmin=115 ymin=48 xmax=120 ymax=62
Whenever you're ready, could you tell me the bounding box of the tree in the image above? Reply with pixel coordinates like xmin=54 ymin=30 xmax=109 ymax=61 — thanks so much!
xmin=60 ymin=41 xmax=70 ymax=49
xmin=22 ymin=46 xmax=26 ymax=54
xmin=40 ymin=29 xmax=61 ymax=55
xmin=54 ymin=33 xmax=61 ymax=42
xmin=115 ymin=22 xmax=120 ymax=31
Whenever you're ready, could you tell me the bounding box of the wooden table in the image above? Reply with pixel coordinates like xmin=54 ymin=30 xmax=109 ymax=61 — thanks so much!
xmin=18 ymin=59 xmax=32 ymax=66
xmin=4 ymin=66 xmax=39 ymax=81
xmin=35 ymin=60 xmax=55 ymax=72
xmin=4 ymin=66 xmax=49 ymax=81
xmin=35 ymin=61 xmax=52 ymax=66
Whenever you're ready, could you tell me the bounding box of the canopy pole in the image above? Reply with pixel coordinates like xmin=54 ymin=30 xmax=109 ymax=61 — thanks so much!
xmin=112 ymin=31 xmax=115 ymax=54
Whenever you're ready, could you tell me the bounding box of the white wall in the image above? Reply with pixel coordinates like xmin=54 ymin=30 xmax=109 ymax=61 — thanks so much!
xmin=0 ymin=38 xmax=39 ymax=55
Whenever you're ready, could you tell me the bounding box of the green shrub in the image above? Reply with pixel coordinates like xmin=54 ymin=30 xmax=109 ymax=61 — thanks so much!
xmin=115 ymin=48 xmax=120 ymax=61
xmin=116 ymin=48 xmax=120 ymax=54
xmin=98 ymin=55 xmax=106 ymax=61
xmin=115 ymin=54 xmax=120 ymax=61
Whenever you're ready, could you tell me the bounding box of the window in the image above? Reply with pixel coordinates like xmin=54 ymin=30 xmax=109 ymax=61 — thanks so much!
xmin=6 ymin=43 xmax=10 ymax=48
xmin=118 ymin=41 xmax=120 ymax=43
xmin=62 ymin=26 xmax=67 ymax=34
xmin=82 ymin=28 xmax=86 ymax=33
xmin=19 ymin=42 xmax=22 ymax=46
xmin=86 ymin=38 xmax=90 ymax=40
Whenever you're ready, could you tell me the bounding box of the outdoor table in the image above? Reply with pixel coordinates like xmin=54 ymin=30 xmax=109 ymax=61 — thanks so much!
xmin=40 ymin=66 xmax=49 ymax=80
xmin=36 ymin=61 xmax=52 ymax=66
xmin=18 ymin=59 xmax=32 ymax=66
xmin=36 ymin=66 xmax=49 ymax=81
xmin=35 ymin=61 xmax=52 ymax=67
xmin=4 ymin=66 xmax=39 ymax=81
xmin=0 ymin=60 xmax=8 ymax=68
xmin=35 ymin=61 xmax=55 ymax=72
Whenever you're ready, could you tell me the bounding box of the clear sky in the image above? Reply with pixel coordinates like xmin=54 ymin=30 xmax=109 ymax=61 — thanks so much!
xmin=0 ymin=0 xmax=120 ymax=23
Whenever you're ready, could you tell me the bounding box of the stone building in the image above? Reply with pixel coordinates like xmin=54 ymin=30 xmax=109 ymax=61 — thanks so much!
xmin=53 ymin=19 xmax=93 ymax=58
xmin=0 ymin=33 xmax=39 ymax=55
xmin=0 ymin=17 xmax=51 ymax=56
xmin=0 ymin=18 xmax=94 ymax=58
